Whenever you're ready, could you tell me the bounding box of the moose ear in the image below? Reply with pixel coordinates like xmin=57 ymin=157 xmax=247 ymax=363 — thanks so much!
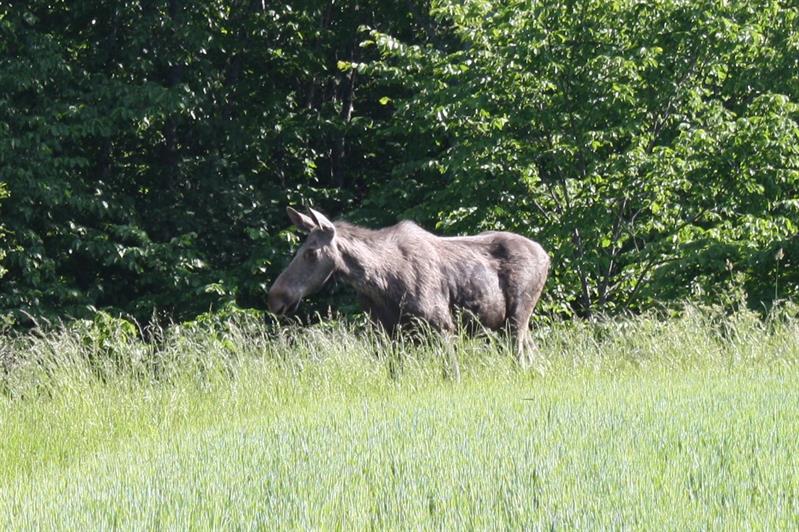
xmin=308 ymin=207 xmax=336 ymax=236
xmin=286 ymin=206 xmax=318 ymax=233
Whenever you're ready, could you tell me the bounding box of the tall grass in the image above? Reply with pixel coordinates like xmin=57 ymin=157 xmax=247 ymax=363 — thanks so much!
xmin=1 ymin=304 xmax=798 ymax=528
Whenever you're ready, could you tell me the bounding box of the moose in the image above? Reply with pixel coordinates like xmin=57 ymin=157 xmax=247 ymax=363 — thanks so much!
xmin=267 ymin=207 xmax=549 ymax=366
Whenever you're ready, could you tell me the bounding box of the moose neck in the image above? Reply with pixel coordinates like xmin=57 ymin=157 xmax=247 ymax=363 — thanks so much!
xmin=334 ymin=222 xmax=395 ymax=296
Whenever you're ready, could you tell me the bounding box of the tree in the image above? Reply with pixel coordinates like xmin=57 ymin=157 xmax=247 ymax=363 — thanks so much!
xmin=1 ymin=0 xmax=796 ymax=325
xmin=362 ymin=0 xmax=799 ymax=316
xmin=0 ymin=0 xmax=433 ymax=324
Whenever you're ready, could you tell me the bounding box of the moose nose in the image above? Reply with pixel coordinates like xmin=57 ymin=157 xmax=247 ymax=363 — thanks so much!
xmin=267 ymin=290 xmax=284 ymax=314
xmin=267 ymin=289 xmax=291 ymax=314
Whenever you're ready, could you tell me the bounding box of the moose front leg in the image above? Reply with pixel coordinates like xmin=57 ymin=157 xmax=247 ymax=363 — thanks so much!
xmin=427 ymin=309 xmax=461 ymax=383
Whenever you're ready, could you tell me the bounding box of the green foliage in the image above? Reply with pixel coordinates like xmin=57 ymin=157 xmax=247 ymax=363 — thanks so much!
xmin=0 ymin=1 xmax=431 ymax=324
xmin=364 ymin=0 xmax=799 ymax=316
xmin=0 ymin=0 xmax=796 ymax=324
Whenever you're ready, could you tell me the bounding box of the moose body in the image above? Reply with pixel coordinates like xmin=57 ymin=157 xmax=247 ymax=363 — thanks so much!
xmin=268 ymin=208 xmax=550 ymax=364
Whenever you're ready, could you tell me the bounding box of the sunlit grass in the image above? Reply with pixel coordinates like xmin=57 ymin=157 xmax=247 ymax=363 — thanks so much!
xmin=1 ymin=305 xmax=798 ymax=528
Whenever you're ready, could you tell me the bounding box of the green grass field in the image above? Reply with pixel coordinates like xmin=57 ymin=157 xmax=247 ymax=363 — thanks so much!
xmin=1 ymin=306 xmax=798 ymax=529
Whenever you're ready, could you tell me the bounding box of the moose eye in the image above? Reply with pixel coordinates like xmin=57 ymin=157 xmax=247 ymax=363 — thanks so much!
xmin=304 ymin=248 xmax=318 ymax=261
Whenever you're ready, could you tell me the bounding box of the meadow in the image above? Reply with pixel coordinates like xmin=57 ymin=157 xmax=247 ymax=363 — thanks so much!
xmin=1 ymin=305 xmax=798 ymax=529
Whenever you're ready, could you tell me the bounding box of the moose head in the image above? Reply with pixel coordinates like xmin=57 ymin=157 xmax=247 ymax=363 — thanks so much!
xmin=267 ymin=207 xmax=341 ymax=315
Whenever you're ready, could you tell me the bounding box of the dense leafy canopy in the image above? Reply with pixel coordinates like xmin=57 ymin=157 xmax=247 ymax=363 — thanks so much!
xmin=1 ymin=0 xmax=797 ymax=325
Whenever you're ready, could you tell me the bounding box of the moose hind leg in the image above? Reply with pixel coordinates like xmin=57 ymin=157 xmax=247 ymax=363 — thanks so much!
xmin=513 ymin=319 xmax=532 ymax=368
xmin=511 ymin=266 xmax=548 ymax=368
xmin=508 ymin=299 xmax=537 ymax=368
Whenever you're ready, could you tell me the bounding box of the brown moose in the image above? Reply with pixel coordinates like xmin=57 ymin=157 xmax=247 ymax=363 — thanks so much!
xmin=268 ymin=207 xmax=549 ymax=366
